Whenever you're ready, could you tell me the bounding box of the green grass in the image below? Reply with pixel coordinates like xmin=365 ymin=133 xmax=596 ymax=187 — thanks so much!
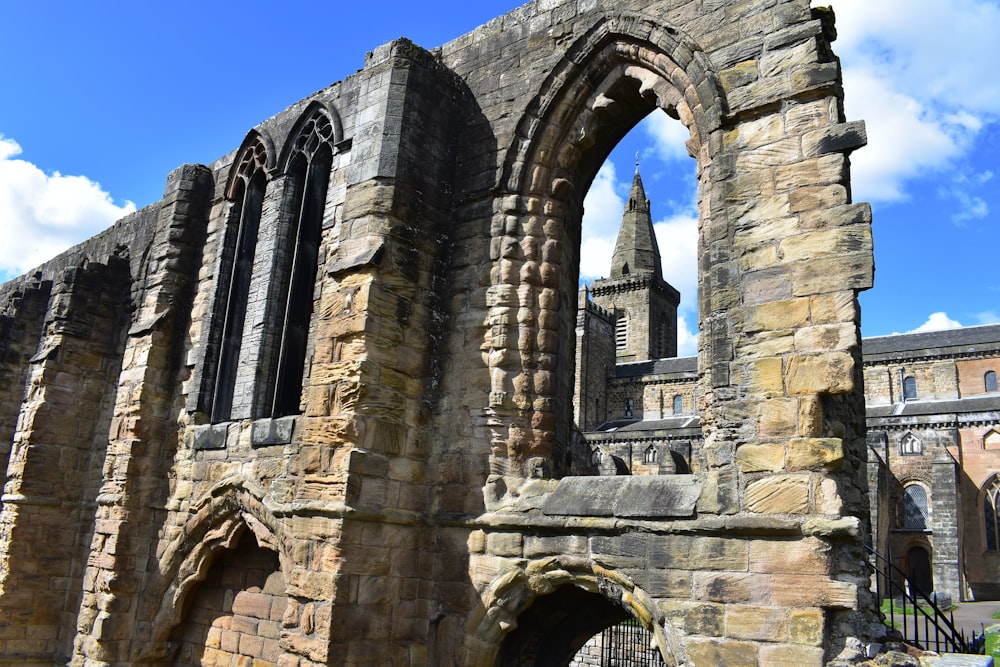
xmin=880 ymin=599 xmax=935 ymax=618
xmin=992 ymin=608 xmax=1000 ymax=620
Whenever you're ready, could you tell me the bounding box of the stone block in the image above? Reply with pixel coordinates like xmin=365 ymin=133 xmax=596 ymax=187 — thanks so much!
xmin=742 ymin=298 xmax=810 ymax=333
xmin=757 ymin=398 xmax=798 ymax=438
xmin=789 ymin=609 xmax=825 ymax=645
xmin=541 ymin=475 xmax=701 ymax=518
xmin=725 ymin=604 xmax=789 ymax=641
xmin=735 ymin=443 xmax=785 ymax=473
xmin=785 ymin=352 xmax=855 ymax=395
xmin=758 ymin=643 xmax=825 ymax=666
xmin=692 ymin=572 xmax=769 ymax=604
xmin=785 ymin=437 xmax=843 ymax=471
xmin=770 ymin=575 xmax=857 ymax=608
xmin=747 ymin=357 xmax=784 ymax=398
xmin=749 ymin=537 xmax=830 ymax=576
xmin=745 ymin=475 xmax=810 ymax=514
xmin=685 ymin=638 xmax=758 ymax=667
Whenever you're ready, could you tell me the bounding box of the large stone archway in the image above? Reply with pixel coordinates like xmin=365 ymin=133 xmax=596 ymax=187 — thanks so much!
xmin=0 ymin=1 xmax=877 ymax=666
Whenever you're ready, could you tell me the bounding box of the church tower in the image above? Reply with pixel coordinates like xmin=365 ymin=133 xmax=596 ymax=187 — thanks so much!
xmin=590 ymin=163 xmax=680 ymax=362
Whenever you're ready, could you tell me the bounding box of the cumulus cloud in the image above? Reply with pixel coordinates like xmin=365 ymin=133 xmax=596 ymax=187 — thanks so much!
xmin=828 ymin=0 xmax=1000 ymax=204
xmin=580 ymin=161 xmax=625 ymax=279
xmin=643 ymin=111 xmax=692 ymax=163
xmin=0 ymin=136 xmax=135 ymax=281
xmin=909 ymin=312 xmax=965 ymax=333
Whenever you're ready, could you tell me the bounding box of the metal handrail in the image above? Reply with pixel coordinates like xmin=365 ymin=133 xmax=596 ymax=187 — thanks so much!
xmin=865 ymin=544 xmax=982 ymax=654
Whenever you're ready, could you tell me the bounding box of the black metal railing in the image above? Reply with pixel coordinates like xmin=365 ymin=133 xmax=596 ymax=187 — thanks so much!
xmin=600 ymin=618 xmax=666 ymax=667
xmin=866 ymin=544 xmax=985 ymax=654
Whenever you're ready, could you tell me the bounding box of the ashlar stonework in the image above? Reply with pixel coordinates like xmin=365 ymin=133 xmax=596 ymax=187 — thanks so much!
xmin=0 ymin=0 xmax=880 ymax=665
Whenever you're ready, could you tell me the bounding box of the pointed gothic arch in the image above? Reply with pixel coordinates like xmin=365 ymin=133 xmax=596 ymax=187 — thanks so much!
xmin=137 ymin=479 xmax=291 ymax=662
xmin=205 ymin=132 xmax=274 ymax=422
xmin=259 ymin=104 xmax=339 ymax=417
xmin=466 ymin=558 xmax=684 ymax=667
xmin=487 ymin=12 xmax=727 ymax=476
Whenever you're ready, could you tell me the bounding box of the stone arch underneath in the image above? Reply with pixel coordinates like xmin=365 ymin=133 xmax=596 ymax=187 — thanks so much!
xmin=137 ymin=480 xmax=290 ymax=662
xmin=487 ymin=12 xmax=726 ymax=477
xmin=466 ymin=558 xmax=684 ymax=667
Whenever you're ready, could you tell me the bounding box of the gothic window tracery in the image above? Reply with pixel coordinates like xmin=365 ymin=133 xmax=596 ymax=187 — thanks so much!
xmin=211 ymin=138 xmax=269 ymax=423
xmin=643 ymin=445 xmax=658 ymax=464
xmin=899 ymin=432 xmax=922 ymax=456
xmin=268 ymin=108 xmax=334 ymax=418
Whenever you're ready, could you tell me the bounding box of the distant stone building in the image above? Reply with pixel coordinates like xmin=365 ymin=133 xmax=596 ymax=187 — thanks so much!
xmin=573 ymin=173 xmax=1000 ymax=604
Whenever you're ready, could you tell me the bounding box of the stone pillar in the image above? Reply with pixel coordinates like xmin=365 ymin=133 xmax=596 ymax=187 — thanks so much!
xmin=0 ymin=276 xmax=52 ymax=480
xmin=70 ymin=164 xmax=213 ymax=666
xmin=0 ymin=257 xmax=131 ymax=665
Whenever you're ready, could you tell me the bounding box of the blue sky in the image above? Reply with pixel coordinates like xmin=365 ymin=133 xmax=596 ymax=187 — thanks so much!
xmin=1 ymin=0 xmax=997 ymax=354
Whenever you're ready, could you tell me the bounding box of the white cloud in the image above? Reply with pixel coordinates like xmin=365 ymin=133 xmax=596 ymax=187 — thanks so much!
xmin=677 ymin=314 xmax=699 ymax=357
xmin=580 ymin=161 xmax=625 ymax=279
xmin=827 ymin=0 xmax=1000 ymax=204
xmin=0 ymin=136 xmax=135 ymax=280
xmin=909 ymin=312 xmax=965 ymax=333
xmin=643 ymin=112 xmax=692 ymax=163
xmin=653 ymin=213 xmax=698 ymax=316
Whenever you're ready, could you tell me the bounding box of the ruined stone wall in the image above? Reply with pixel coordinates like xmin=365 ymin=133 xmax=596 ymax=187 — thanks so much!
xmin=0 ymin=0 xmax=881 ymax=665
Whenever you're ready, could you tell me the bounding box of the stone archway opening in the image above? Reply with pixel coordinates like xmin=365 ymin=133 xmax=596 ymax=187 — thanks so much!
xmin=497 ymin=584 xmax=642 ymax=667
xmin=489 ymin=23 xmax=722 ymax=480
xmin=572 ymin=107 xmax=701 ymax=474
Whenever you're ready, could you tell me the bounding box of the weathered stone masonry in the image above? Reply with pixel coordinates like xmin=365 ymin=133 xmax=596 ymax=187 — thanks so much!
xmin=0 ymin=1 xmax=879 ymax=665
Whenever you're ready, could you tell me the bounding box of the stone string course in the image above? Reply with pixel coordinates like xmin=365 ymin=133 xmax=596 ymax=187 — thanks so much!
xmin=0 ymin=0 xmax=886 ymax=665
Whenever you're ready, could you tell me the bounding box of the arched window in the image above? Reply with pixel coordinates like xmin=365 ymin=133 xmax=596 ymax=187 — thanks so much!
xmin=643 ymin=445 xmax=658 ymax=464
xmin=267 ymin=108 xmax=334 ymax=418
xmin=902 ymin=484 xmax=929 ymax=530
xmin=211 ymin=139 xmax=269 ymax=423
xmin=672 ymin=394 xmax=683 ymax=415
xmin=903 ymin=375 xmax=917 ymax=400
xmin=986 ymin=370 xmax=998 ymax=393
xmin=984 ymin=478 xmax=1000 ymax=551
xmin=899 ymin=432 xmax=922 ymax=456
xmin=624 ymin=398 xmax=634 ymax=418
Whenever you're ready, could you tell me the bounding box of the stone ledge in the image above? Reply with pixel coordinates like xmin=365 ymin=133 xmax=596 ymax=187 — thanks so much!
xmin=541 ymin=475 xmax=701 ymax=518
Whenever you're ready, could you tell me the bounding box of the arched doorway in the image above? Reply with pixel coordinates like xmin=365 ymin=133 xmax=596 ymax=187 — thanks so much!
xmin=906 ymin=545 xmax=933 ymax=596
xmin=497 ymin=584 xmax=668 ymax=667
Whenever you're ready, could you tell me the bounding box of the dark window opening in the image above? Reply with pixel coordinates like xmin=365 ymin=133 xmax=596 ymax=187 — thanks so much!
xmin=903 ymin=375 xmax=917 ymax=400
xmin=212 ymin=167 xmax=266 ymax=423
xmin=902 ymin=484 xmax=929 ymax=530
xmin=986 ymin=370 xmax=998 ymax=393
xmin=269 ymin=144 xmax=332 ymax=417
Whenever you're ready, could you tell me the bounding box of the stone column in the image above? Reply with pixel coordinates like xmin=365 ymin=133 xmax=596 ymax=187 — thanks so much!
xmin=0 ymin=258 xmax=131 ymax=665
xmin=70 ymin=164 xmax=213 ymax=666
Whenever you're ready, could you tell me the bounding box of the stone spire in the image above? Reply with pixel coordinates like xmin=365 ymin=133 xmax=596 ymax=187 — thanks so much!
xmin=609 ymin=162 xmax=662 ymax=281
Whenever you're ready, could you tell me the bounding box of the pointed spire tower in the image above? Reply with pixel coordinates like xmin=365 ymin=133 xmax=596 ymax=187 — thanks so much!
xmin=590 ymin=159 xmax=681 ymax=362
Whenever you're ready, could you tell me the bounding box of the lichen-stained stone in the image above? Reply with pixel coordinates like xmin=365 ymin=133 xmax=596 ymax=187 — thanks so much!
xmin=745 ymin=474 xmax=810 ymax=514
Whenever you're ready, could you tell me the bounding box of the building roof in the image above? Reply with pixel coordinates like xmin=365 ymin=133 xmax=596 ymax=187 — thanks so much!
xmin=862 ymin=323 xmax=1000 ymax=362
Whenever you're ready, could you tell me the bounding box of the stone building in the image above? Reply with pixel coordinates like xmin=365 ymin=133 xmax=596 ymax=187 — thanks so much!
xmin=0 ymin=0 xmax=888 ymax=665
xmin=573 ymin=173 xmax=1000 ymax=606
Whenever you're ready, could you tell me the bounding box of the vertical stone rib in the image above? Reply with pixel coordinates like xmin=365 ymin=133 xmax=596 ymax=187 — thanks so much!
xmin=71 ymin=164 xmax=212 ymax=666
